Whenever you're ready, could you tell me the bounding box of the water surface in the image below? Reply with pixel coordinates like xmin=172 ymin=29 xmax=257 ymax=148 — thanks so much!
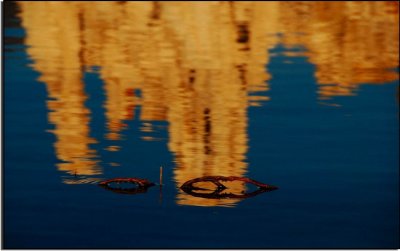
xmin=4 ymin=1 xmax=399 ymax=248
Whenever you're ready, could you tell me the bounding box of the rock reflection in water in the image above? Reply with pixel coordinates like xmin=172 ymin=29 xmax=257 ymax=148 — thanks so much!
xmin=279 ymin=1 xmax=399 ymax=100
xmin=17 ymin=1 xmax=399 ymax=207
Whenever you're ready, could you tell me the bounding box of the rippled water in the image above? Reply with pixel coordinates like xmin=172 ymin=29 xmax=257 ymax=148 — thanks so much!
xmin=4 ymin=1 xmax=399 ymax=248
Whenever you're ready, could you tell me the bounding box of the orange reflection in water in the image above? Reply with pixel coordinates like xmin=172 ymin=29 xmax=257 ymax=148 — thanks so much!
xmin=19 ymin=2 xmax=101 ymax=181
xmin=17 ymin=1 xmax=399 ymax=206
xmin=279 ymin=1 xmax=399 ymax=99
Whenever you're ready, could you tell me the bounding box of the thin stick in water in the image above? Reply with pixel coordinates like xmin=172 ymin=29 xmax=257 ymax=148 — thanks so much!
xmin=159 ymin=166 xmax=163 ymax=186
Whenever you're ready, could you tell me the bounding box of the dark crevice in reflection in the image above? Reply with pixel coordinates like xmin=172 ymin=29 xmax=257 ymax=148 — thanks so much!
xmin=203 ymin=108 xmax=212 ymax=155
xmin=78 ymin=11 xmax=86 ymax=70
xmin=237 ymin=64 xmax=248 ymax=90
xmin=236 ymin=23 xmax=249 ymax=44
xmin=189 ymin=69 xmax=196 ymax=84
xmin=151 ymin=1 xmax=162 ymax=20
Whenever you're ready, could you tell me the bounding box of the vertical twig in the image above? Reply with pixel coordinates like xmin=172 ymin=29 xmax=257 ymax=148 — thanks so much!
xmin=159 ymin=166 xmax=163 ymax=186
xmin=159 ymin=166 xmax=163 ymax=205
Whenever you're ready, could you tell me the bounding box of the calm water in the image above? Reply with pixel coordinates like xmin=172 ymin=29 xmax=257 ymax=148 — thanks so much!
xmin=3 ymin=1 xmax=399 ymax=248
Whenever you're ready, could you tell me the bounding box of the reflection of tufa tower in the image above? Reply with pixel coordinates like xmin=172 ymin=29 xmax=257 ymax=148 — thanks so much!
xmin=18 ymin=2 xmax=274 ymax=207
xmin=78 ymin=2 xmax=275 ymax=206
xmin=19 ymin=2 xmax=101 ymax=181
xmin=160 ymin=2 xmax=275 ymax=206
xmin=279 ymin=1 xmax=399 ymax=99
xmin=17 ymin=1 xmax=398 ymax=205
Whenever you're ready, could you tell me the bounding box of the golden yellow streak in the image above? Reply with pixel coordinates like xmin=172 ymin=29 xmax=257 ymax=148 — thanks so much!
xmin=19 ymin=2 xmax=100 ymax=177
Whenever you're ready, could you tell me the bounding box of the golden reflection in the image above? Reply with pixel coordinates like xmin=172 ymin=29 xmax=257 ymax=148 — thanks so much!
xmin=279 ymin=1 xmax=399 ymax=99
xmin=19 ymin=2 xmax=101 ymax=179
xmin=18 ymin=2 xmax=399 ymax=206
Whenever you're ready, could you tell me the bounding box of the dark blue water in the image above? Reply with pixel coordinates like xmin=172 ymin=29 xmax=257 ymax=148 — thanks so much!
xmin=3 ymin=2 xmax=399 ymax=249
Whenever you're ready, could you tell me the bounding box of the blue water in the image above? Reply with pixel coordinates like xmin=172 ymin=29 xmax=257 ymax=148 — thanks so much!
xmin=3 ymin=3 xmax=399 ymax=249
